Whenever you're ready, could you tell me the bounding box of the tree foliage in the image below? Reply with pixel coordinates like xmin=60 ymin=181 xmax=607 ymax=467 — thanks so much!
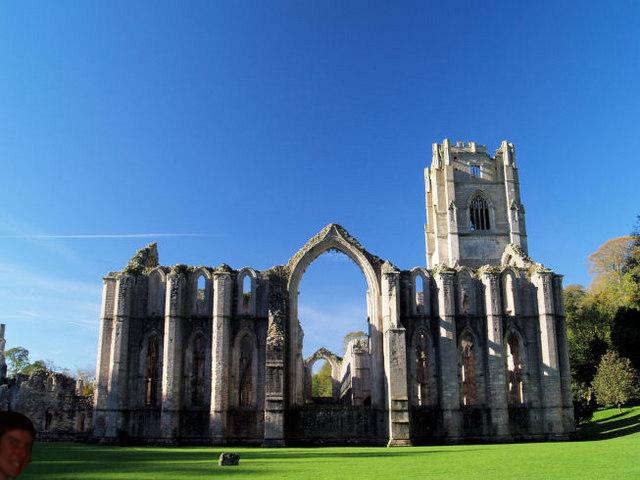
xmin=311 ymin=361 xmax=333 ymax=398
xmin=591 ymin=351 xmax=639 ymax=411
xmin=5 ymin=347 xmax=30 ymax=376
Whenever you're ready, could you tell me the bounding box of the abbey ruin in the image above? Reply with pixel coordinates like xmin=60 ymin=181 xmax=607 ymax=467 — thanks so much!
xmin=92 ymin=139 xmax=575 ymax=445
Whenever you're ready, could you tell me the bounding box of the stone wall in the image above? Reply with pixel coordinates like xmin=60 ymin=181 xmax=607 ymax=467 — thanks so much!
xmin=0 ymin=371 xmax=93 ymax=441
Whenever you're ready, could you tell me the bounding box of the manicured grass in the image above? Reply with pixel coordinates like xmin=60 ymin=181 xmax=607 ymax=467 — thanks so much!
xmin=22 ymin=407 xmax=640 ymax=479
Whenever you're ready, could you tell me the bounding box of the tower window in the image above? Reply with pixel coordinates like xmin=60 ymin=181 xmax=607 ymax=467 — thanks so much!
xmin=469 ymin=196 xmax=490 ymax=231
xmin=470 ymin=164 xmax=481 ymax=177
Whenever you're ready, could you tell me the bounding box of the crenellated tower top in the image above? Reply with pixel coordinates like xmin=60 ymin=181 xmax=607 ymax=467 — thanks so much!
xmin=425 ymin=139 xmax=527 ymax=268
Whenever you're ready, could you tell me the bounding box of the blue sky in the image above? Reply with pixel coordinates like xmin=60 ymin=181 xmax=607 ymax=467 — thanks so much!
xmin=1 ymin=1 xmax=638 ymax=370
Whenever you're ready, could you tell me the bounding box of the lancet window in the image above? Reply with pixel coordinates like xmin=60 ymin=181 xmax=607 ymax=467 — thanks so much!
xmin=459 ymin=331 xmax=478 ymax=405
xmin=144 ymin=336 xmax=160 ymax=407
xmin=506 ymin=331 xmax=525 ymax=405
xmin=469 ymin=195 xmax=490 ymax=231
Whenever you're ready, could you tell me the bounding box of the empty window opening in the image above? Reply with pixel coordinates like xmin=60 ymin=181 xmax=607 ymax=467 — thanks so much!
xmin=469 ymin=196 xmax=490 ymax=231
xmin=241 ymin=275 xmax=252 ymax=313
xmin=460 ymin=333 xmax=478 ymax=405
xmin=470 ymin=164 xmax=481 ymax=177
xmin=197 ymin=275 xmax=206 ymax=301
xmin=506 ymin=332 xmax=524 ymax=405
xmin=503 ymin=274 xmax=516 ymax=315
xmin=311 ymin=360 xmax=333 ymax=399
xmin=415 ymin=275 xmax=425 ymax=314
xmin=145 ymin=337 xmax=159 ymax=407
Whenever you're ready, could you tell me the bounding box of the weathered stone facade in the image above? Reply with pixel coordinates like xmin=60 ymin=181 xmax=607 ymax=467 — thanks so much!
xmin=93 ymin=139 xmax=574 ymax=445
xmin=0 ymin=324 xmax=93 ymax=440
xmin=0 ymin=371 xmax=93 ymax=441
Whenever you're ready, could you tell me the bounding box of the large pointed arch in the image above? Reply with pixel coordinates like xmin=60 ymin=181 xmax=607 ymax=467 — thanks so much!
xmin=286 ymin=224 xmax=385 ymax=407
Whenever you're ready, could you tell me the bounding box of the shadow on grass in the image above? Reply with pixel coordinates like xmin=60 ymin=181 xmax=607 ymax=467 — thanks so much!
xmin=578 ymin=410 xmax=640 ymax=441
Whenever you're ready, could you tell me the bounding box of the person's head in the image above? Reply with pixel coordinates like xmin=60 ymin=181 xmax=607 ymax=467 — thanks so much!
xmin=0 ymin=412 xmax=35 ymax=479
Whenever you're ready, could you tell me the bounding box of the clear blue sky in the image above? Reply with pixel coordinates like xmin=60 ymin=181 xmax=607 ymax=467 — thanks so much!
xmin=1 ymin=1 xmax=638 ymax=371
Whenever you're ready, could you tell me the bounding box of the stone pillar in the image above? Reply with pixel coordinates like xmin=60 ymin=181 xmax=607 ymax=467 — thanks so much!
xmin=160 ymin=271 xmax=186 ymax=442
xmin=434 ymin=269 xmax=461 ymax=440
xmin=210 ymin=270 xmax=233 ymax=444
xmin=553 ymin=275 xmax=575 ymax=434
xmin=532 ymin=270 xmax=564 ymax=436
xmin=104 ymin=274 xmax=133 ymax=440
xmin=381 ymin=262 xmax=411 ymax=446
xmin=263 ymin=268 xmax=287 ymax=447
xmin=480 ymin=268 xmax=510 ymax=438
xmin=93 ymin=277 xmax=116 ymax=438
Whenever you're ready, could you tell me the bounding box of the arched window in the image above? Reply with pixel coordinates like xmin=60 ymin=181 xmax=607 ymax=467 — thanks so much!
xmin=502 ymin=272 xmax=516 ymax=315
xmin=415 ymin=332 xmax=429 ymax=406
xmin=238 ymin=335 xmax=254 ymax=407
xmin=191 ymin=334 xmax=206 ymax=406
xmin=469 ymin=195 xmax=490 ymax=231
xmin=197 ymin=275 xmax=206 ymax=302
xmin=506 ymin=331 xmax=524 ymax=405
xmin=237 ymin=269 xmax=257 ymax=316
xmin=459 ymin=331 xmax=478 ymax=405
xmin=415 ymin=275 xmax=425 ymax=314
xmin=144 ymin=336 xmax=160 ymax=407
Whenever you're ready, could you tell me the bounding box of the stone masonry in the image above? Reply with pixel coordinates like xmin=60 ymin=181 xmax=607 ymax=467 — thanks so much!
xmin=92 ymin=139 xmax=574 ymax=445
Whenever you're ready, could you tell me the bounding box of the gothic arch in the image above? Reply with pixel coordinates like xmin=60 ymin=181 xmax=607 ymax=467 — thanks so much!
xmin=456 ymin=267 xmax=476 ymax=316
xmin=193 ymin=268 xmax=212 ymax=317
xmin=286 ymin=224 xmax=384 ymax=407
xmin=183 ymin=329 xmax=208 ymax=408
xmin=147 ymin=268 xmax=166 ymax=317
xmin=236 ymin=267 xmax=258 ymax=316
xmin=504 ymin=326 xmax=527 ymax=405
xmin=410 ymin=267 xmax=430 ymax=316
xmin=304 ymin=347 xmax=343 ymax=401
xmin=410 ymin=326 xmax=437 ymax=406
xmin=458 ymin=327 xmax=482 ymax=406
xmin=465 ymin=190 xmax=495 ymax=232
xmin=500 ymin=267 xmax=520 ymax=316
xmin=138 ymin=330 xmax=162 ymax=408
xmin=231 ymin=328 xmax=259 ymax=408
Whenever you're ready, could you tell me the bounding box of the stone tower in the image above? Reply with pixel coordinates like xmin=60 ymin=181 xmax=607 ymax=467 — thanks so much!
xmin=425 ymin=139 xmax=528 ymax=268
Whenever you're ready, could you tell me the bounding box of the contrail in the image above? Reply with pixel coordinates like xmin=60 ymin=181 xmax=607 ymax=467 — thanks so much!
xmin=0 ymin=233 xmax=216 ymax=239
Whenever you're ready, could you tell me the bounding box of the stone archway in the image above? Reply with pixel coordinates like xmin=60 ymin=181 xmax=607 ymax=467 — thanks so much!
xmin=304 ymin=347 xmax=342 ymax=401
xmin=286 ymin=224 xmax=384 ymax=408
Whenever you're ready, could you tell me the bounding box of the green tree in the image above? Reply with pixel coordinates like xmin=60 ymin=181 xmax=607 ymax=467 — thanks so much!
xmin=5 ymin=347 xmax=30 ymax=376
xmin=311 ymin=361 xmax=333 ymax=398
xmin=22 ymin=360 xmax=48 ymax=376
xmin=592 ymin=350 xmax=639 ymax=411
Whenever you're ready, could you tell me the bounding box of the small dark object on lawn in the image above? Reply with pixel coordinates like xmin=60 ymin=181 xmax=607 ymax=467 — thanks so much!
xmin=219 ymin=452 xmax=240 ymax=466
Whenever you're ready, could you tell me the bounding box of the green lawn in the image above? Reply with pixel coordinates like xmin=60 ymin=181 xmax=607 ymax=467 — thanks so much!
xmin=22 ymin=407 xmax=640 ymax=479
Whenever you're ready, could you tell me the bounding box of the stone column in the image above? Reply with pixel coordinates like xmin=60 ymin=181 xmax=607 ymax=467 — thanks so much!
xmin=210 ymin=270 xmax=233 ymax=444
xmin=381 ymin=262 xmax=411 ymax=446
xmin=480 ymin=268 xmax=510 ymax=438
xmin=160 ymin=271 xmax=186 ymax=443
xmin=532 ymin=270 xmax=564 ymax=436
xmin=104 ymin=274 xmax=133 ymax=440
xmin=263 ymin=268 xmax=287 ymax=447
xmin=553 ymin=275 xmax=575 ymax=434
xmin=93 ymin=277 xmax=116 ymax=438
xmin=434 ymin=269 xmax=461 ymax=440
